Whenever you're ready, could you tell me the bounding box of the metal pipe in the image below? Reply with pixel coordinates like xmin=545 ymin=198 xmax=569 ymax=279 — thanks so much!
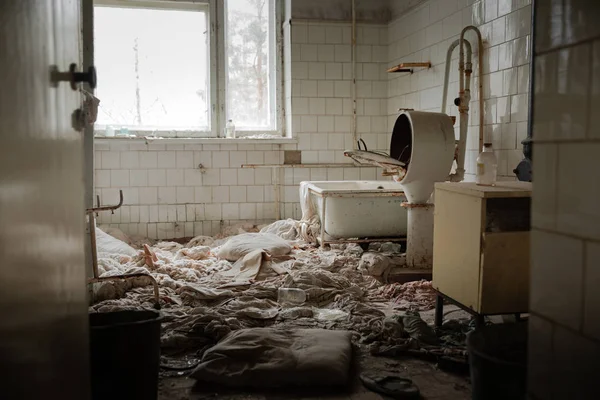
xmin=441 ymin=39 xmax=471 ymax=113
xmin=460 ymin=25 xmax=484 ymax=153
xmin=351 ymin=0 xmax=357 ymax=150
xmin=89 ymin=212 xmax=99 ymax=279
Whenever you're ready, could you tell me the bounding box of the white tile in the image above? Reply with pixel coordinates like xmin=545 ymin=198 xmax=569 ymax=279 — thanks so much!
xmin=292 ymin=23 xmax=307 ymax=44
xmin=308 ymin=61 xmax=326 ymax=79
xmin=557 ymin=143 xmax=600 ymax=240
xmin=307 ymin=25 xmax=325 ymax=43
xmin=247 ymin=186 xmax=264 ymax=202
xmin=110 ymin=170 xmax=129 ymax=187
xmin=139 ymin=187 xmax=158 ymax=205
xmin=317 ymin=81 xmax=334 ymax=97
xmin=167 ymin=206 xmax=177 ymax=222
xmin=325 ymin=26 xmax=342 ymax=44
xmin=220 ymin=169 xmax=238 ymax=185
xmin=212 ymin=151 xmax=230 ymax=169
xmin=184 ymin=169 xmax=203 ymax=186
xmin=325 ymin=63 xmax=343 ymax=80
xmin=238 ymin=168 xmax=255 ymax=185
xmin=317 ymin=45 xmax=335 ymax=62
xmin=510 ymin=93 xmax=528 ymax=123
xmin=148 ymin=169 xmax=166 ymax=186
xmin=176 ymin=204 xmax=187 ymax=221
xmin=229 ymin=151 xmax=247 ymax=168
xmin=292 ymin=61 xmax=308 ymax=80
xmin=176 ymin=187 xmax=194 ymax=204
xmin=334 ymin=45 xmax=351 ymax=62
xmin=334 ymin=81 xmax=351 ymax=98
xmin=292 ymin=97 xmax=309 ymax=115
xmin=95 ymin=170 xmax=110 ymax=188
xmin=491 ymin=16 xmax=506 ymax=45
xmin=230 ymin=186 xmax=247 ymax=202
xmin=247 ymin=151 xmax=264 ymax=164
xmin=222 ymin=203 xmax=240 ymax=220
xmin=530 ymin=230 xmax=584 ymax=330
xmin=310 ymin=133 xmax=328 ymax=150
xmin=302 ymin=151 xmax=318 ymax=163
xmin=240 ymin=203 xmax=257 ymax=220
xmin=334 ymin=116 xmax=352 ymax=133
xmin=158 ymin=187 xmax=176 ymax=204
xmin=129 ymin=170 xmax=148 ymax=187
xmin=129 ymin=206 xmax=140 ymax=223
xmin=327 ymin=133 xmax=345 ymax=150
xmin=317 ymin=116 xmax=334 ymax=133
xmin=166 ymin=169 xmax=184 ymax=186
xmin=308 ymin=98 xmax=326 ymax=115
xmin=195 ymin=186 xmax=212 ymax=203
xmin=205 ymin=204 xmax=222 ymax=220
xmin=212 ymin=186 xmax=229 ymax=203
xmin=120 ymin=151 xmax=139 ymax=169
xmin=194 ymin=151 xmax=212 ymax=168
xmin=264 ymin=151 xmax=280 ymax=164
xmin=139 ymin=152 xmax=158 ymax=168
xmin=255 ymin=169 xmax=272 ymax=185
xmin=318 ymin=151 xmax=335 ymax=163
xmin=157 ymin=151 xmax=176 ymax=168
xmin=301 ymin=116 xmax=317 ymax=132
xmin=101 ymin=152 xmax=120 ymax=169
xmin=300 ymin=44 xmax=318 ymax=61
xmin=176 ymin=151 xmax=194 ymax=169
xmin=300 ymin=80 xmax=318 ymax=97
xmin=496 ymin=96 xmax=512 ymax=123
xmin=139 ymin=206 xmax=150 ymax=223
xmin=503 ymin=68 xmax=518 ymax=96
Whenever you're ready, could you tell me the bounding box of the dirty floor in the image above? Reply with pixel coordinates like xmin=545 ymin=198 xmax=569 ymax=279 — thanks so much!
xmin=159 ymin=355 xmax=470 ymax=400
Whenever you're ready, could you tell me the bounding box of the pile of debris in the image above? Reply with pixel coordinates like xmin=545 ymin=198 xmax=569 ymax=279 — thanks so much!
xmin=91 ymin=219 xmax=471 ymax=377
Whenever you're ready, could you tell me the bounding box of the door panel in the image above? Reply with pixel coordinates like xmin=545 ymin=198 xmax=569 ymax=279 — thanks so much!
xmin=0 ymin=1 xmax=90 ymax=398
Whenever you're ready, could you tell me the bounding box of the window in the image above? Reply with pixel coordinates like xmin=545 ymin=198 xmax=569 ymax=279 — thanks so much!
xmin=93 ymin=0 xmax=282 ymax=137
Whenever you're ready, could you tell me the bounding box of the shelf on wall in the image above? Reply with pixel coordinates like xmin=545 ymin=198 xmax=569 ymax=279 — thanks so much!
xmin=387 ymin=62 xmax=431 ymax=74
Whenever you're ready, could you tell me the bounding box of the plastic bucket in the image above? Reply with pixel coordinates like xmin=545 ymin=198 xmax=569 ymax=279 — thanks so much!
xmin=89 ymin=310 xmax=162 ymax=400
xmin=467 ymin=322 xmax=528 ymax=400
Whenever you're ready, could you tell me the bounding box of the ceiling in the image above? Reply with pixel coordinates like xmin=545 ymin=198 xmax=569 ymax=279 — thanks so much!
xmin=291 ymin=0 xmax=425 ymax=23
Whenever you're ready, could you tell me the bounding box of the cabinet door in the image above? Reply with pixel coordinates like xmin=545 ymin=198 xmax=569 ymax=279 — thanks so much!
xmin=433 ymin=190 xmax=483 ymax=311
xmin=479 ymin=231 xmax=530 ymax=314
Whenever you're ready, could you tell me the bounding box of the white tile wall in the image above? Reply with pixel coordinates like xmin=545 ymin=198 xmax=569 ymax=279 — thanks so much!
xmin=529 ymin=1 xmax=600 ymax=398
xmin=387 ymin=0 xmax=531 ymax=180
xmin=95 ymin=21 xmax=380 ymax=239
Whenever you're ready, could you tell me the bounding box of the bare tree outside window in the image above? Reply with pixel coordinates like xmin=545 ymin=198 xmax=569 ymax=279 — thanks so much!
xmin=226 ymin=0 xmax=275 ymax=131
xmin=94 ymin=6 xmax=209 ymax=131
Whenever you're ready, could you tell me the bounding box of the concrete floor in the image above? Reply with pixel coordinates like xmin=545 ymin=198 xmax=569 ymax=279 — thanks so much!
xmin=158 ymin=355 xmax=471 ymax=400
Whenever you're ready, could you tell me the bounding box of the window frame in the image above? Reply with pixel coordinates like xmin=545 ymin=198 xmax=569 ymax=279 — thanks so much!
xmin=93 ymin=0 xmax=283 ymax=138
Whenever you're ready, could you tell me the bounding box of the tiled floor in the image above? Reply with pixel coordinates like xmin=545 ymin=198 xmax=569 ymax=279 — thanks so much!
xmin=158 ymin=355 xmax=471 ymax=400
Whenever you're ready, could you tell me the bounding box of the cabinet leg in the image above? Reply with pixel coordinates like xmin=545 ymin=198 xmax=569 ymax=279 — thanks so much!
xmin=435 ymin=295 xmax=443 ymax=328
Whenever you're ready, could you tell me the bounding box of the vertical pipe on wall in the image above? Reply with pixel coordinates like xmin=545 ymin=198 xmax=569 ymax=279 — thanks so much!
xmin=351 ymin=0 xmax=357 ymax=150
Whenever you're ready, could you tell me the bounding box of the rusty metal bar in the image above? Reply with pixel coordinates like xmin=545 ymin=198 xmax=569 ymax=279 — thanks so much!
xmin=87 ymin=189 xmax=123 ymax=213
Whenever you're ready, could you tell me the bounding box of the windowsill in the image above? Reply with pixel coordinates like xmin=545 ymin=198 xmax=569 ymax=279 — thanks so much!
xmin=94 ymin=136 xmax=297 ymax=145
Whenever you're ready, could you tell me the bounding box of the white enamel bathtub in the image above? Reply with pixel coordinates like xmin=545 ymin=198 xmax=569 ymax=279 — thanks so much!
xmin=301 ymin=181 xmax=408 ymax=240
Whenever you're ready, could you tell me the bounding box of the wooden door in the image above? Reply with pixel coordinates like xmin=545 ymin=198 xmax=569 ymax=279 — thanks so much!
xmin=0 ymin=1 xmax=90 ymax=398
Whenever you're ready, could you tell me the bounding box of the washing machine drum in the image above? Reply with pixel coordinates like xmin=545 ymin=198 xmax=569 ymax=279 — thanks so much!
xmin=344 ymin=110 xmax=455 ymax=202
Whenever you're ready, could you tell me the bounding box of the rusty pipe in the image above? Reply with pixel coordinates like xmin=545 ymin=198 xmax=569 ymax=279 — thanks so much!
xmin=86 ymin=189 xmax=123 ymax=213
xmin=459 ymin=26 xmax=484 ymax=153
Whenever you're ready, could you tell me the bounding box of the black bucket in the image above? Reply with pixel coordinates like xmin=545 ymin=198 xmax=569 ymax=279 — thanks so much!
xmin=89 ymin=310 xmax=162 ymax=400
xmin=467 ymin=322 xmax=528 ymax=400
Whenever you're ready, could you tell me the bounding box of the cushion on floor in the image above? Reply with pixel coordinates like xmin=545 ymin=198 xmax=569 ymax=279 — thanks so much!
xmin=191 ymin=328 xmax=353 ymax=388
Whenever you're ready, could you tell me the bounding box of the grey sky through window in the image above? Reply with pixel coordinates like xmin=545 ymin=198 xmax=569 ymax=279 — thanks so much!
xmin=95 ymin=6 xmax=209 ymax=130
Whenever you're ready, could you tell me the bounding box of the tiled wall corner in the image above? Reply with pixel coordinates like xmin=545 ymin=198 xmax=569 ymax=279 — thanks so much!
xmin=387 ymin=0 xmax=532 ymax=181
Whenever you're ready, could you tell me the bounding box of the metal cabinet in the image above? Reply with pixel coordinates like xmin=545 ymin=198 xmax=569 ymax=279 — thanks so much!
xmin=432 ymin=182 xmax=532 ymax=317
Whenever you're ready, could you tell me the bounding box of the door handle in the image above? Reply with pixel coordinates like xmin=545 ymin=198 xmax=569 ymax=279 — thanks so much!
xmin=51 ymin=63 xmax=97 ymax=90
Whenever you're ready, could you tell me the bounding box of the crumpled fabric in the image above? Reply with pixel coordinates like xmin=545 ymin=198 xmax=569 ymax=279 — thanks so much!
xmin=89 ymin=224 xmax=467 ymax=367
xmin=298 ymin=182 xmax=321 ymax=244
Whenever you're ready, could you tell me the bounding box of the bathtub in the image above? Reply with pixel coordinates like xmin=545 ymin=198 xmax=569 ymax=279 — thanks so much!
xmin=301 ymin=181 xmax=408 ymax=240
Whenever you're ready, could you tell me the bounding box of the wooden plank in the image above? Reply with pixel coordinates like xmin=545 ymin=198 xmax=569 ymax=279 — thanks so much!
xmin=432 ymin=189 xmax=483 ymax=311
xmin=479 ymin=231 xmax=530 ymax=314
xmin=435 ymin=181 xmax=532 ymax=198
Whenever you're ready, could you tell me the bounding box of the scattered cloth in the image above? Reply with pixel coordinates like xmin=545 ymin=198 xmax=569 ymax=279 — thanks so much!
xmin=192 ymin=328 xmax=353 ymax=388
xmin=215 ymin=233 xmax=291 ymax=261
xmin=95 ymin=226 xmax=137 ymax=257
